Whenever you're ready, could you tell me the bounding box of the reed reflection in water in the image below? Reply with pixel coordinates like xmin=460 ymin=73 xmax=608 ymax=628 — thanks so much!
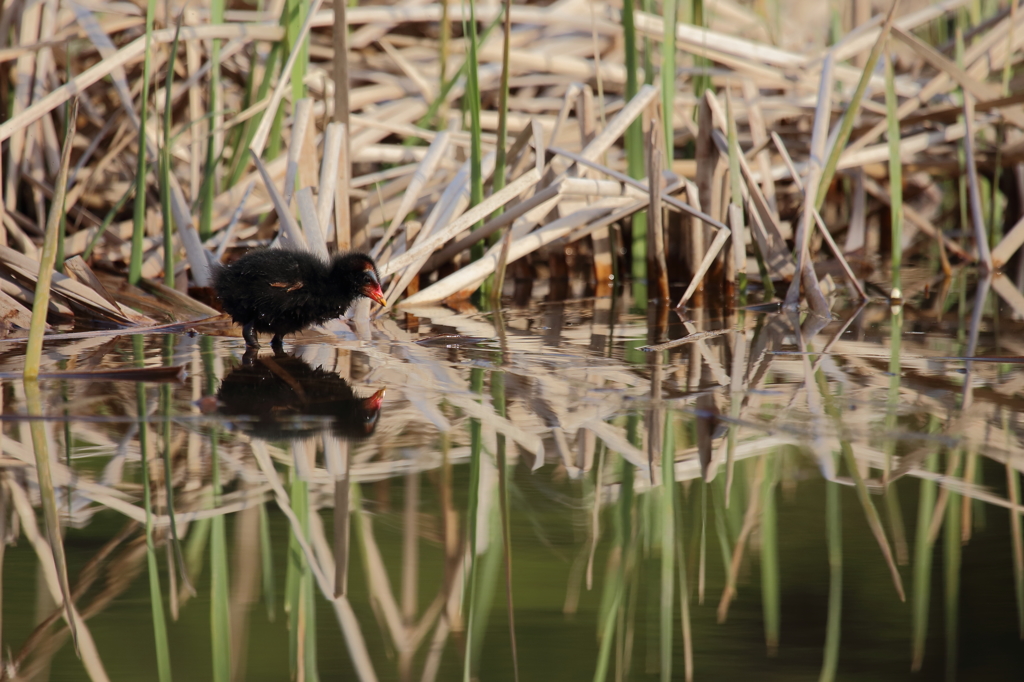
xmin=0 ymin=289 xmax=1022 ymax=680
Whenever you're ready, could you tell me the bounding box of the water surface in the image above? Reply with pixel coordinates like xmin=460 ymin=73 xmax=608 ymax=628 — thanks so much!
xmin=2 ymin=283 xmax=1023 ymax=681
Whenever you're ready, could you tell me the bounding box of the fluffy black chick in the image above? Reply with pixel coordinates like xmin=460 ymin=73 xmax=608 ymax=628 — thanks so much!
xmin=213 ymin=249 xmax=387 ymax=349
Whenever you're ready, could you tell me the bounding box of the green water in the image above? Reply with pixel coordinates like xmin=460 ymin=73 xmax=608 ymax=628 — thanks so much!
xmin=1 ymin=293 xmax=1023 ymax=681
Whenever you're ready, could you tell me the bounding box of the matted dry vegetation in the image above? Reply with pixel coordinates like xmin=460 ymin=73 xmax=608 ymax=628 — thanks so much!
xmin=0 ymin=0 xmax=1023 ymax=333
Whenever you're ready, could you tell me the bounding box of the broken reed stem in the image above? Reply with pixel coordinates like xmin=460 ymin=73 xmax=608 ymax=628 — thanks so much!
xmin=962 ymin=93 xmax=993 ymax=271
xmin=333 ymin=0 xmax=349 ymax=128
xmin=661 ymin=0 xmax=676 ymax=153
xmin=647 ymin=120 xmax=669 ymax=302
xmin=726 ymin=90 xmax=745 ymax=292
xmin=335 ymin=123 xmax=351 ymax=251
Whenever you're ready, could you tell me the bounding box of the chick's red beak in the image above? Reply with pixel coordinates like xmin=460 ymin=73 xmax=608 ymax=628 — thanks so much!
xmin=363 ymin=282 xmax=387 ymax=307
xmin=363 ymin=388 xmax=386 ymax=411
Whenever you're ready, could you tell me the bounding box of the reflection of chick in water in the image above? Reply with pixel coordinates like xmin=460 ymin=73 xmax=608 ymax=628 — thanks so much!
xmin=216 ymin=355 xmax=384 ymax=441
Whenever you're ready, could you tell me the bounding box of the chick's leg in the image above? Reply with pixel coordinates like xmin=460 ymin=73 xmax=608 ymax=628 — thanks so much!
xmin=270 ymin=334 xmax=285 ymax=355
xmin=243 ymin=323 xmax=260 ymax=348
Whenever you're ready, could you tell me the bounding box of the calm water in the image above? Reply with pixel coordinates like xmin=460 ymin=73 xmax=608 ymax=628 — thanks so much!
xmin=1 ymin=279 xmax=1024 ymax=681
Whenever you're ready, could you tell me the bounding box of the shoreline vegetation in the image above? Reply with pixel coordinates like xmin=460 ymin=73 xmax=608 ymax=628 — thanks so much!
xmin=0 ymin=0 xmax=1022 ymax=334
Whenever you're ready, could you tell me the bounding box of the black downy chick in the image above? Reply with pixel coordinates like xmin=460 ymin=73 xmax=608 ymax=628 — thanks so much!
xmin=214 ymin=355 xmax=384 ymax=441
xmin=213 ymin=249 xmax=387 ymax=350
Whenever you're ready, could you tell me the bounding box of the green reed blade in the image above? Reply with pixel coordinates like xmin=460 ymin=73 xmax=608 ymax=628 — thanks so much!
xmin=594 ymin=458 xmax=633 ymax=682
xmin=711 ymin=476 xmax=733 ymax=571
xmin=493 ymin=370 xmax=520 ymax=682
xmin=463 ymin=367 xmax=485 ymax=682
xmin=83 ymin=183 xmax=133 ymax=262
xmin=134 ymin=335 xmax=172 ymax=681
xmin=1009 ymin=465 xmax=1024 ymax=638
xmin=911 ymin=446 xmax=938 ymax=671
xmin=690 ymin=0 xmax=711 ymax=99
xmin=286 ymin=475 xmax=317 ymax=681
xmin=56 ymin=212 xmax=66 ymax=274
xmin=622 ymin=0 xmax=646 ymax=285
xmin=726 ymin=92 xmax=747 ymax=295
xmin=885 ymin=307 xmax=903 ymax=468
xmin=439 ymin=0 xmax=450 ymax=119
xmin=819 ymin=476 xmax=842 ymax=682
xmin=470 ymin=510 xmax=503 ymax=675
xmin=226 ymin=43 xmax=282 ymax=187
xmin=25 ymin=98 xmax=77 ymax=380
xmin=673 ymin=461 xmax=694 ymax=682
xmin=593 ymin=572 xmax=623 ymax=682
xmin=816 ymin=369 xmax=905 ymax=601
xmin=259 ymin=501 xmax=276 ymax=622
xmin=815 ymin=0 xmax=902 ymax=211
xmin=884 ymin=52 xmax=903 ymax=296
xmin=662 ymin=0 xmax=677 ymax=153
xmin=24 ymin=380 xmax=80 ymax=653
xmin=130 ymin=0 xmax=157 ymax=284
xmin=760 ymin=452 xmax=780 ymax=655
xmin=161 ymin=336 xmax=192 ymax=595
xmin=464 ymin=1 xmax=484 ymax=269
xmin=161 ymin=16 xmax=183 ymax=286
xmin=492 ymin=0 xmax=512 ymax=199
xmin=285 ymin=0 xmax=309 ymax=104
xmin=210 ymin=435 xmax=231 ymax=682
xmin=184 ymin=514 xmax=212 ymax=587
xmin=200 ymin=0 xmax=225 ymax=240
xmin=660 ymin=413 xmax=675 ymax=682
xmin=418 ymin=12 xmax=503 ymax=131
xmin=944 ymin=459 xmax=962 ymax=681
